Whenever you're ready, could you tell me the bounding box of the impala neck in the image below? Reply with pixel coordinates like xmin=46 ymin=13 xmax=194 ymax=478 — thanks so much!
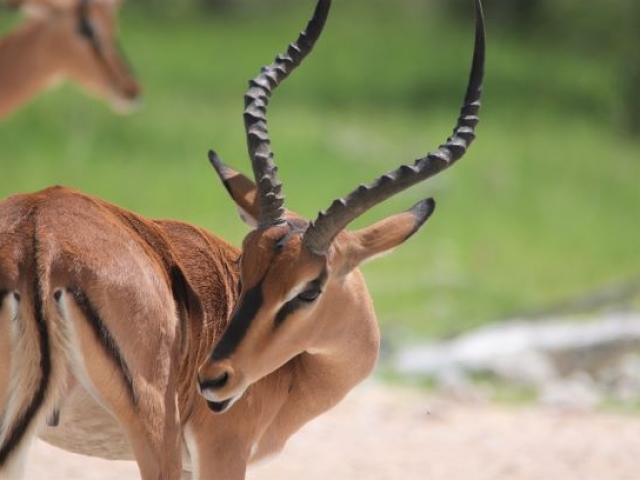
xmin=297 ymin=269 xmax=381 ymax=409
xmin=0 ymin=20 xmax=64 ymax=119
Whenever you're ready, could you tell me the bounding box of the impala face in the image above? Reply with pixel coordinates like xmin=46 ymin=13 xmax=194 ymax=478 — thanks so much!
xmin=22 ymin=0 xmax=140 ymax=111
xmin=70 ymin=0 xmax=140 ymax=111
xmin=199 ymin=222 xmax=328 ymax=412
xmin=198 ymin=0 xmax=484 ymax=415
xmin=197 ymin=199 xmax=435 ymax=414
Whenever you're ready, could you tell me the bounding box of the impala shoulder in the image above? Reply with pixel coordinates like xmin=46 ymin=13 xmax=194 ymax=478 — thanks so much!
xmin=156 ymin=220 xmax=240 ymax=262
xmin=154 ymin=220 xmax=240 ymax=305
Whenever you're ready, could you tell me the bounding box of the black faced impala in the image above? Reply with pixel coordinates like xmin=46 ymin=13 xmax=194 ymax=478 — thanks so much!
xmin=0 ymin=0 xmax=484 ymax=478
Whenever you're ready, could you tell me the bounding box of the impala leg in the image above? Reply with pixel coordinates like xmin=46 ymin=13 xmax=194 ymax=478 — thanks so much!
xmin=0 ymin=289 xmax=40 ymax=480
xmin=87 ymin=350 xmax=183 ymax=480
xmin=117 ymin=387 xmax=181 ymax=480
xmin=183 ymin=415 xmax=250 ymax=480
xmin=0 ymin=437 xmax=32 ymax=480
xmin=57 ymin=287 xmax=183 ymax=480
xmin=124 ymin=410 xmax=182 ymax=480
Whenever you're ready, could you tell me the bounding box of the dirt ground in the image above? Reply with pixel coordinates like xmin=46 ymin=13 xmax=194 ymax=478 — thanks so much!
xmin=25 ymin=382 xmax=640 ymax=480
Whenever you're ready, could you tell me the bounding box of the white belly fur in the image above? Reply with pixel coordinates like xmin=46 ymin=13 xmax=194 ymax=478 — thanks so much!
xmin=38 ymin=385 xmax=134 ymax=460
xmin=37 ymin=385 xmax=193 ymax=470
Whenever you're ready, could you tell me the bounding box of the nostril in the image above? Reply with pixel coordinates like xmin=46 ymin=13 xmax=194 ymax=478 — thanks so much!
xmin=114 ymin=79 xmax=141 ymax=102
xmin=124 ymin=82 xmax=141 ymax=100
xmin=200 ymin=371 xmax=230 ymax=392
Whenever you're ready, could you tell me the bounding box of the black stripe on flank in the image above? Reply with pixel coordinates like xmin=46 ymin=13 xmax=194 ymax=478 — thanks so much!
xmin=0 ymin=231 xmax=51 ymax=468
xmin=67 ymin=287 xmax=137 ymax=405
xmin=169 ymin=266 xmax=191 ymax=315
xmin=46 ymin=407 xmax=60 ymax=427
xmin=209 ymin=280 xmax=264 ymax=362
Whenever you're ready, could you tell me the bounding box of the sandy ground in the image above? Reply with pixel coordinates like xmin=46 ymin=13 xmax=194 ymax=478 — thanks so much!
xmin=24 ymin=382 xmax=640 ymax=480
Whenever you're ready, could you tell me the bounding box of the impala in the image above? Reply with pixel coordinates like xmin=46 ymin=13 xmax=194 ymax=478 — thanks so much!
xmin=0 ymin=0 xmax=139 ymax=120
xmin=0 ymin=0 xmax=484 ymax=478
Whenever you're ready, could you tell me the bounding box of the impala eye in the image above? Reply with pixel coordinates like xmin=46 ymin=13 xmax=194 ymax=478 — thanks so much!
xmin=297 ymin=288 xmax=321 ymax=303
xmin=77 ymin=11 xmax=97 ymax=41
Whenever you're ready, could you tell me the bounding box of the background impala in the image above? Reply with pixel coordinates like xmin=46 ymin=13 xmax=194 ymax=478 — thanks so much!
xmin=0 ymin=0 xmax=484 ymax=478
xmin=0 ymin=0 xmax=139 ymax=120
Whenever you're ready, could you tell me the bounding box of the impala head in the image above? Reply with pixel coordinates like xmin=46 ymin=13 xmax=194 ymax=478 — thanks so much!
xmin=198 ymin=0 xmax=485 ymax=413
xmin=15 ymin=0 xmax=140 ymax=112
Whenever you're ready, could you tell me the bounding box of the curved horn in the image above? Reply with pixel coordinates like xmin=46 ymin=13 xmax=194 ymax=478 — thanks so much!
xmin=244 ymin=0 xmax=331 ymax=228
xmin=303 ymin=0 xmax=485 ymax=255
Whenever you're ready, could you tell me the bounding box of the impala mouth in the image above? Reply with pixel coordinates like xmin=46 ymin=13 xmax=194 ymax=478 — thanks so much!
xmin=201 ymin=386 xmax=242 ymax=414
xmin=206 ymin=399 xmax=232 ymax=413
xmin=109 ymin=92 xmax=141 ymax=115
xmin=198 ymin=365 xmax=249 ymax=414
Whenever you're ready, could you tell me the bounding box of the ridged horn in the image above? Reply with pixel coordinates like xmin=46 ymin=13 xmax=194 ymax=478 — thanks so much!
xmin=303 ymin=0 xmax=485 ymax=255
xmin=244 ymin=0 xmax=331 ymax=228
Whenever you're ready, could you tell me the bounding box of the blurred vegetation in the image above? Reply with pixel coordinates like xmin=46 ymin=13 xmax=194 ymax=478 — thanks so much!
xmin=0 ymin=0 xmax=638 ymax=340
xmin=445 ymin=0 xmax=640 ymax=136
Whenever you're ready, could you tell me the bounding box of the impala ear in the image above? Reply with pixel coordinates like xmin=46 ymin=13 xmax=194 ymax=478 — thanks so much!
xmin=208 ymin=151 xmax=259 ymax=227
xmin=337 ymin=199 xmax=436 ymax=273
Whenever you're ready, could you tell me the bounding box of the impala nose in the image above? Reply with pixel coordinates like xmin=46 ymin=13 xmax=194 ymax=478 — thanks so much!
xmin=120 ymin=78 xmax=141 ymax=101
xmin=198 ymin=365 xmax=239 ymax=414
xmin=199 ymin=370 xmax=229 ymax=392
xmin=198 ymin=362 xmax=234 ymax=400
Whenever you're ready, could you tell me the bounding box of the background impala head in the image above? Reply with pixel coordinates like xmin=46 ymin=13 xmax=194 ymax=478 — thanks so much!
xmin=198 ymin=0 xmax=485 ymax=413
xmin=0 ymin=0 xmax=139 ymax=118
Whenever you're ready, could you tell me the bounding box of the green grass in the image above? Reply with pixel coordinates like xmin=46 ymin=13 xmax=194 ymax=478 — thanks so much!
xmin=1 ymin=2 xmax=639 ymax=339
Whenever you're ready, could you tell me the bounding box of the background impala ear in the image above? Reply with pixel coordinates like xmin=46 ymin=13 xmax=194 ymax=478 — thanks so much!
xmin=15 ymin=0 xmax=50 ymax=18
xmin=12 ymin=0 xmax=77 ymax=14
xmin=208 ymin=151 xmax=259 ymax=227
xmin=337 ymin=198 xmax=436 ymax=273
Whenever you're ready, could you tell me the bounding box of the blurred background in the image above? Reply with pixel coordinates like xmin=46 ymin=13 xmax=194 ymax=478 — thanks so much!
xmin=1 ymin=0 xmax=639 ymax=405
